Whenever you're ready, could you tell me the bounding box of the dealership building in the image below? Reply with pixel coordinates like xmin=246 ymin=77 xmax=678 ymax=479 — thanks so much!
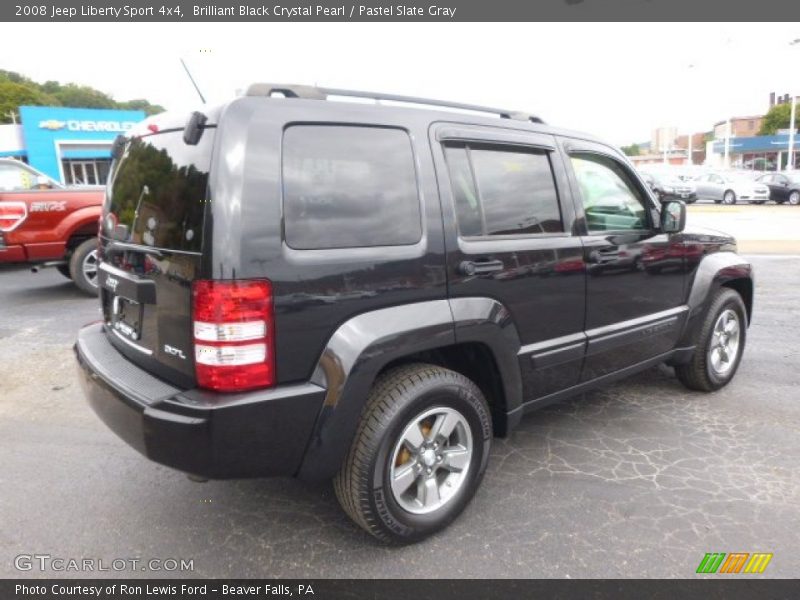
xmin=0 ymin=106 xmax=145 ymax=185
xmin=708 ymin=132 xmax=800 ymax=171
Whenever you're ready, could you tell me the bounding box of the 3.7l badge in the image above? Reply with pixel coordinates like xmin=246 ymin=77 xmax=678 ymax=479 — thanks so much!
xmin=164 ymin=344 xmax=187 ymax=360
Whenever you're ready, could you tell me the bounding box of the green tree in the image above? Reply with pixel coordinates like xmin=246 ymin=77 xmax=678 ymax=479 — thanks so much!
xmin=0 ymin=69 xmax=165 ymax=122
xmin=0 ymin=81 xmax=59 ymax=123
xmin=51 ymin=84 xmax=116 ymax=109
xmin=759 ymin=102 xmax=795 ymax=135
xmin=621 ymin=143 xmax=641 ymax=156
xmin=117 ymin=98 xmax=165 ymax=116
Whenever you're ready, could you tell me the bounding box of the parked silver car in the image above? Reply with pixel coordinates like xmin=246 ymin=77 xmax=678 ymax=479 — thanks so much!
xmin=694 ymin=172 xmax=770 ymax=204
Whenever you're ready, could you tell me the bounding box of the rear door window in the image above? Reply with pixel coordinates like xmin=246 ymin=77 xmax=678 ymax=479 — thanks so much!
xmin=444 ymin=145 xmax=563 ymax=237
xmin=282 ymin=125 xmax=421 ymax=250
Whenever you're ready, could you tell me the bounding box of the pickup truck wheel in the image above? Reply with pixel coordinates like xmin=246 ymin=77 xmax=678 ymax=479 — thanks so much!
xmin=69 ymin=238 xmax=100 ymax=296
xmin=334 ymin=363 xmax=491 ymax=543
xmin=676 ymin=288 xmax=747 ymax=392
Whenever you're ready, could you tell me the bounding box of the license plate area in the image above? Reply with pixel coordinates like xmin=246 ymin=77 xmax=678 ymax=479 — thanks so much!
xmin=111 ymin=296 xmax=143 ymax=341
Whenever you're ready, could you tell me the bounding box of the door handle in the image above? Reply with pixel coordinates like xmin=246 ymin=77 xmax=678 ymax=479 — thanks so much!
xmin=459 ymin=259 xmax=504 ymax=276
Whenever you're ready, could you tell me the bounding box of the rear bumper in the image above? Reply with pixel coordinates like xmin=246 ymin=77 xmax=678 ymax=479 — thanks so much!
xmin=75 ymin=322 xmax=325 ymax=479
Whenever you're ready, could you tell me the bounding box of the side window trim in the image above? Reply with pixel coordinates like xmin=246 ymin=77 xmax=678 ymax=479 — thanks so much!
xmin=436 ymin=125 xmax=556 ymax=150
xmin=444 ymin=141 xmax=566 ymax=240
xmin=463 ymin=146 xmax=489 ymax=236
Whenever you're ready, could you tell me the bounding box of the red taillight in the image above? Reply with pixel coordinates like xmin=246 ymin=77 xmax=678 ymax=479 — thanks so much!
xmin=192 ymin=279 xmax=275 ymax=392
xmin=0 ymin=202 xmax=27 ymax=232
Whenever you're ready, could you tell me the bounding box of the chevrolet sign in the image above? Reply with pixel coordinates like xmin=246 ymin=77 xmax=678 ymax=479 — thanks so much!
xmin=39 ymin=119 xmax=137 ymax=133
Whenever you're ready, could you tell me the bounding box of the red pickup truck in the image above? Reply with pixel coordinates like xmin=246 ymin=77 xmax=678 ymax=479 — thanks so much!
xmin=0 ymin=158 xmax=104 ymax=294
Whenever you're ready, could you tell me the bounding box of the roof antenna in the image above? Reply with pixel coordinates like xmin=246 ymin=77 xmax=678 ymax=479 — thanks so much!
xmin=180 ymin=58 xmax=207 ymax=104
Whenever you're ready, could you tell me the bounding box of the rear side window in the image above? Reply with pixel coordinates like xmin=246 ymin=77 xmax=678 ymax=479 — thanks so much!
xmin=282 ymin=125 xmax=421 ymax=250
xmin=444 ymin=145 xmax=563 ymax=237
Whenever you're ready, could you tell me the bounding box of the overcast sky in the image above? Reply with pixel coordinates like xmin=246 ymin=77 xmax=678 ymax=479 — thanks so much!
xmin=1 ymin=22 xmax=798 ymax=145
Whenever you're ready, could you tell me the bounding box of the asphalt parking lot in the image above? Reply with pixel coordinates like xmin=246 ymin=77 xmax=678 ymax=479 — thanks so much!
xmin=1 ymin=218 xmax=799 ymax=578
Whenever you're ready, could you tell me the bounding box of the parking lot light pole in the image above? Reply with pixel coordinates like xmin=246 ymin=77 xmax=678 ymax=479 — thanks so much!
xmin=790 ymin=98 xmax=796 ymax=171
xmin=724 ymin=119 xmax=731 ymax=169
xmin=789 ymin=39 xmax=799 ymax=171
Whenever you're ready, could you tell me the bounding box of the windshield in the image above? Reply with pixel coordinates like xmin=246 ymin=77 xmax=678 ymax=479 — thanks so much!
xmin=104 ymin=130 xmax=214 ymax=253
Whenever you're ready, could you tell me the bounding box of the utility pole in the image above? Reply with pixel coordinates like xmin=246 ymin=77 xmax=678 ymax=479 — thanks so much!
xmin=789 ymin=94 xmax=797 ymax=171
xmin=724 ymin=119 xmax=731 ymax=169
xmin=788 ymin=39 xmax=799 ymax=171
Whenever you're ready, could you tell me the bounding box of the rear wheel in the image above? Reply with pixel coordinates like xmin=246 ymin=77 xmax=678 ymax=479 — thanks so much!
xmin=722 ymin=190 xmax=736 ymax=205
xmin=69 ymin=238 xmax=99 ymax=296
xmin=676 ymin=288 xmax=747 ymax=392
xmin=789 ymin=190 xmax=800 ymax=206
xmin=334 ymin=363 xmax=492 ymax=543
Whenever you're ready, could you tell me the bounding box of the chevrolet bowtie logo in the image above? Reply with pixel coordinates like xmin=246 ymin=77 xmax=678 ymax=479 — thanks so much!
xmin=38 ymin=119 xmax=66 ymax=130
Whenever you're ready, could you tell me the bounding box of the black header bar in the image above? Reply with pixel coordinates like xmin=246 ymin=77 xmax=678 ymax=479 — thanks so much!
xmin=4 ymin=0 xmax=800 ymax=22
xmin=3 ymin=579 xmax=799 ymax=600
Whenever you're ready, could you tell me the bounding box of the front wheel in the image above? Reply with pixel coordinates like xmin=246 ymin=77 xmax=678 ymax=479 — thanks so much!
xmin=789 ymin=190 xmax=800 ymax=206
xmin=722 ymin=190 xmax=737 ymax=205
xmin=675 ymin=288 xmax=747 ymax=392
xmin=69 ymin=238 xmax=99 ymax=296
xmin=334 ymin=363 xmax=492 ymax=543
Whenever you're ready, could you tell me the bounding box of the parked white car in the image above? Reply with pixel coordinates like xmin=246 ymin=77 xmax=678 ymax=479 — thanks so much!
xmin=694 ymin=172 xmax=770 ymax=204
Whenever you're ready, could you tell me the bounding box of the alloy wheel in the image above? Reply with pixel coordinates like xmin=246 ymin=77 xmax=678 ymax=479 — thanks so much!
xmin=708 ymin=309 xmax=741 ymax=376
xmin=82 ymin=249 xmax=99 ymax=288
xmin=389 ymin=406 xmax=473 ymax=515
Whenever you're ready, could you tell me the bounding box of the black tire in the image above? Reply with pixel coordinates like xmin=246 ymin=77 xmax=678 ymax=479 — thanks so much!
xmin=789 ymin=190 xmax=800 ymax=206
xmin=675 ymin=288 xmax=747 ymax=392
xmin=334 ymin=363 xmax=492 ymax=544
xmin=68 ymin=238 xmax=99 ymax=296
xmin=56 ymin=264 xmax=72 ymax=280
xmin=722 ymin=190 xmax=736 ymax=205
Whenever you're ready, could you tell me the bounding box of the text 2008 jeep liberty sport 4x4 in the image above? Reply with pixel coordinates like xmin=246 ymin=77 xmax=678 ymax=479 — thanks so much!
xmin=75 ymin=84 xmax=753 ymax=543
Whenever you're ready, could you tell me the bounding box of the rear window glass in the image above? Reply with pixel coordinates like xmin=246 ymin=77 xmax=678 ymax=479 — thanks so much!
xmin=105 ymin=130 xmax=213 ymax=252
xmin=282 ymin=125 xmax=421 ymax=250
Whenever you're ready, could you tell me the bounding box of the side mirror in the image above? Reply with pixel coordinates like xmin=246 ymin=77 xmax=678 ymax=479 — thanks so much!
xmin=661 ymin=200 xmax=686 ymax=233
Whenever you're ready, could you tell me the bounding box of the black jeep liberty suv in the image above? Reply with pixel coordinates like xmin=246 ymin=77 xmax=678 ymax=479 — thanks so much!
xmin=75 ymin=84 xmax=753 ymax=543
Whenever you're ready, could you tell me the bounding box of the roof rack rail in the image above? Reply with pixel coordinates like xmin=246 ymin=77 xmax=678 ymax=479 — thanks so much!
xmin=244 ymin=83 xmax=544 ymax=124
